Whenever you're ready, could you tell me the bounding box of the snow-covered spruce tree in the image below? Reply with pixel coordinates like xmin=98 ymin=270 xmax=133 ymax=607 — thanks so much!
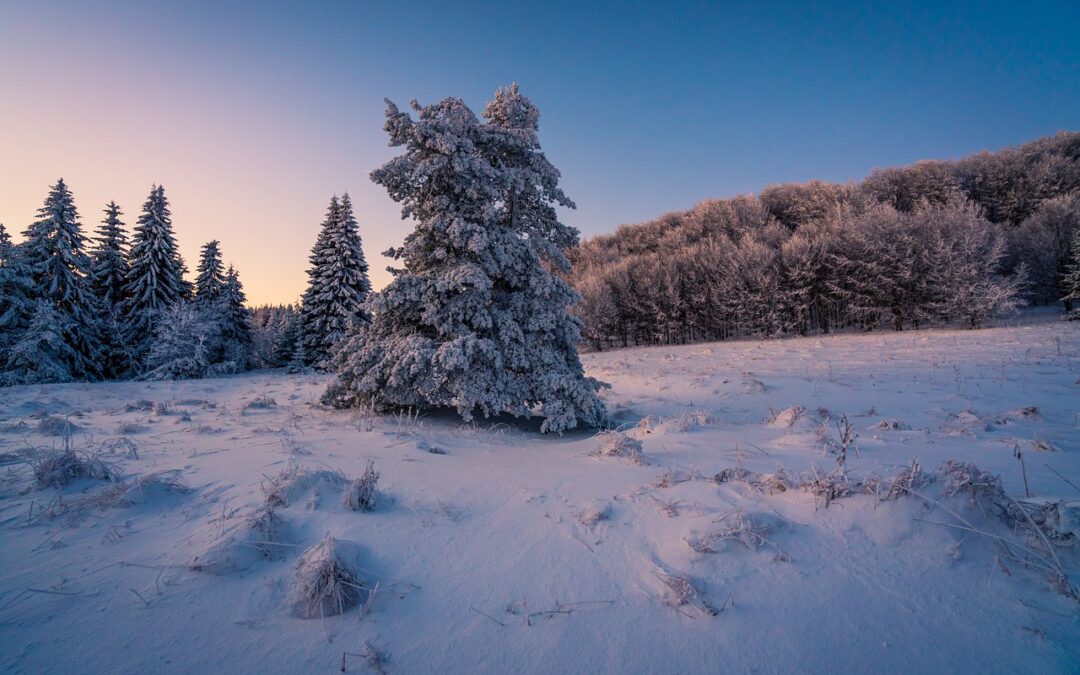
xmin=0 ymin=224 xmax=36 ymax=370
xmin=194 ymin=239 xmax=226 ymax=308
xmin=323 ymin=86 xmax=607 ymax=433
xmin=88 ymin=202 xmax=130 ymax=306
xmin=122 ymin=185 xmax=188 ymax=368
xmin=298 ymin=194 xmax=371 ymax=368
xmin=216 ymin=264 xmax=253 ymax=369
xmin=1062 ymin=227 xmax=1080 ymax=319
xmin=19 ymin=179 xmax=103 ymax=380
xmin=88 ymin=201 xmax=132 ymax=378
xmin=270 ymin=311 xmax=302 ymax=367
xmin=3 ymin=301 xmax=78 ymax=385
xmin=143 ymin=301 xmax=213 ymax=380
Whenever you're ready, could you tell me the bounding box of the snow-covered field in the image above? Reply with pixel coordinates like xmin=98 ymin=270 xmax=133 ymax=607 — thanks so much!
xmin=1 ymin=321 xmax=1078 ymax=674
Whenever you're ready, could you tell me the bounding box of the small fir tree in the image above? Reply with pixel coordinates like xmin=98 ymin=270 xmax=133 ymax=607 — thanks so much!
xmin=194 ymin=240 xmax=226 ymax=307
xmin=297 ymin=194 xmax=371 ymax=368
xmin=88 ymin=201 xmax=132 ymax=378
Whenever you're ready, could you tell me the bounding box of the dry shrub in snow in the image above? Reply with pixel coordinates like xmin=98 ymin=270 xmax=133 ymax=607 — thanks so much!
xmin=125 ymin=399 xmax=155 ymax=412
xmin=577 ymin=501 xmax=610 ymax=527
xmin=247 ymin=505 xmax=285 ymax=557
xmin=191 ymin=504 xmax=287 ymax=574
xmin=687 ymin=510 xmax=787 ymax=560
xmin=262 ymin=464 xmax=347 ymax=509
xmin=713 ymin=467 xmax=793 ymax=495
xmin=654 ymin=569 xmax=723 ymax=618
xmin=937 ymin=460 xmax=1005 ymax=502
xmin=591 ymin=432 xmax=647 ymax=464
xmin=344 ymin=460 xmax=379 ymax=512
xmin=33 ymin=471 xmax=190 ymax=523
xmin=31 ymin=449 xmax=111 ymax=489
xmin=656 ymin=409 xmax=715 ymax=434
xmin=243 ymin=395 xmax=277 ymax=412
xmin=291 ymin=536 xmax=370 ymax=619
xmin=35 ymin=415 xmax=80 ymax=436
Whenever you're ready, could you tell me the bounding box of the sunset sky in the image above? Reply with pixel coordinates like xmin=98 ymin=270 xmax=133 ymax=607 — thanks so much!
xmin=2 ymin=1 xmax=1077 ymax=305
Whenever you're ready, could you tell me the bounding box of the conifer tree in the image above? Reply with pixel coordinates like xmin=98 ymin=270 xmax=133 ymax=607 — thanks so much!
xmin=0 ymin=224 xmax=35 ymax=361
xmin=88 ymin=202 xmax=132 ymax=378
xmin=271 ymin=311 xmax=302 ymax=367
xmin=298 ymin=194 xmax=371 ymax=368
xmin=323 ymin=86 xmax=606 ymax=433
xmin=4 ymin=301 xmax=77 ymax=385
xmin=218 ymin=264 xmax=253 ymax=368
xmin=88 ymin=202 xmax=130 ymax=305
xmin=19 ymin=179 xmax=103 ymax=380
xmin=194 ymin=240 xmax=226 ymax=307
xmin=122 ymin=184 xmax=187 ymax=366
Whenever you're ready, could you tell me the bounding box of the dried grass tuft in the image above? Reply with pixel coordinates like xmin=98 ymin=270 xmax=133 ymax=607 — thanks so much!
xmin=291 ymin=536 xmax=371 ymax=619
xmin=344 ymin=460 xmax=379 ymax=512
xmin=591 ymin=432 xmax=648 ymax=465
xmin=31 ymin=449 xmax=110 ymax=489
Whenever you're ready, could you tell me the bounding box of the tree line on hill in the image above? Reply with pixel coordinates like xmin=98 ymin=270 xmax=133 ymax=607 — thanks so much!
xmin=569 ymin=132 xmax=1080 ymax=349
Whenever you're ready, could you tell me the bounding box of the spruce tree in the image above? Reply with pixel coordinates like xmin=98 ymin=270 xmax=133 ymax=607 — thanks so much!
xmin=19 ymin=179 xmax=103 ymax=380
xmin=298 ymin=194 xmax=371 ymax=368
xmin=323 ymin=87 xmax=606 ymax=433
xmin=122 ymin=184 xmax=187 ymax=366
xmin=88 ymin=202 xmax=130 ymax=305
xmin=88 ymin=202 xmax=132 ymax=378
xmin=194 ymin=240 xmax=226 ymax=307
xmin=218 ymin=264 xmax=253 ymax=368
xmin=4 ymin=301 xmax=78 ymax=385
xmin=0 ymin=224 xmax=35 ymax=363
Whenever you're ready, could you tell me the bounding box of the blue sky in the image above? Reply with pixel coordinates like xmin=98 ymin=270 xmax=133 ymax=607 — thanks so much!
xmin=1 ymin=0 xmax=1077 ymax=302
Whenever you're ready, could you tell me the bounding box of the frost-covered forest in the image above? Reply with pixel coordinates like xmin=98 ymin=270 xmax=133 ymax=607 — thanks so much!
xmin=571 ymin=132 xmax=1080 ymax=348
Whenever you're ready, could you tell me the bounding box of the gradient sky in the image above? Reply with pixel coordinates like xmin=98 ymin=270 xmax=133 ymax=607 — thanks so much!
xmin=2 ymin=1 xmax=1078 ymax=305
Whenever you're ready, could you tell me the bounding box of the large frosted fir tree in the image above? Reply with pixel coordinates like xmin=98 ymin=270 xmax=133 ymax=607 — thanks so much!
xmin=18 ymin=179 xmax=103 ymax=381
xmin=323 ymin=86 xmax=606 ymax=433
xmin=298 ymin=194 xmax=371 ymax=368
xmin=194 ymin=239 xmax=226 ymax=307
xmin=88 ymin=201 xmax=132 ymax=378
xmin=122 ymin=185 xmax=187 ymax=366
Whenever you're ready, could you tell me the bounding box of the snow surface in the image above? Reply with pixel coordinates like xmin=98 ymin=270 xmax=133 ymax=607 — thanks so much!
xmin=1 ymin=321 xmax=1079 ymax=673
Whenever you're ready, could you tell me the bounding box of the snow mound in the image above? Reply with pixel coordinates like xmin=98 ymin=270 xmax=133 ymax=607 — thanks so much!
xmin=687 ymin=510 xmax=786 ymax=555
xmin=32 ymin=471 xmax=190 ymax=523
xmin=290 ymin=536 xmax=372 ymax=619
xmin=654 ymin=409 xmax=715 ymax=434
xmin=767 ymin=406 xmax=810 ymax=428
xmin=739 ymin=375 xmax=768 ymax=395
xmin=941 ymin=410 xmax=988 ymax=435
xmin=191 ymin=505 xmax=288 ymax=574
xmin=262 ymin=465 xmax=348 ymax=510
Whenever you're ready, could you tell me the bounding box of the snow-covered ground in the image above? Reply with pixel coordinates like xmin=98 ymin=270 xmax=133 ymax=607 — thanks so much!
xmin=1 ymin=321 xmax=1078 ymax=674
